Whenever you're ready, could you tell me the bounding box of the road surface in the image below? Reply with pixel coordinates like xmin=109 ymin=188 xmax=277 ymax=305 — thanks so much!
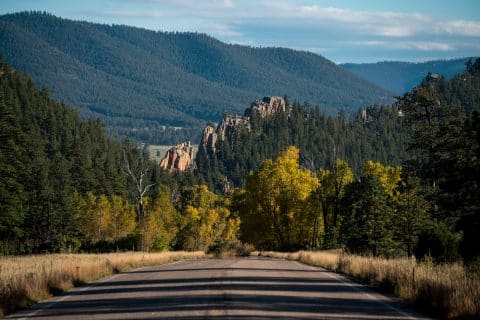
xmin=9 ymin=257 xmax=430 ymax=319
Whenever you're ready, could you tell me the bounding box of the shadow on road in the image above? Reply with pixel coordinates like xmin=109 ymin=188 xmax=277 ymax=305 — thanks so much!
xmin=10 ymin=294 xmax=399 ymax=319
xmin=9 ymin=259 xmax=419 ymax=320
xmin=126 ymin=267 xmax=331 ymax=274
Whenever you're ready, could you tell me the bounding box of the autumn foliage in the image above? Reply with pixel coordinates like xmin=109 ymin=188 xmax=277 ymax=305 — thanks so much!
xmin=237 ymin=146 xmax=318 ymax=250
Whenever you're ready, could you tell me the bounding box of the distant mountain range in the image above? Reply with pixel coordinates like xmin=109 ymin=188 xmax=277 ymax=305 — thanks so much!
xmin=0 ymin=12 xmax=392 ymax=143
xmin=341 ymin=58 xmax=474 ymax=94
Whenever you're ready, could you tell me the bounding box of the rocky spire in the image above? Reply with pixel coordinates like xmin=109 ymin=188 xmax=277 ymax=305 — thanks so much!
xmin=246 ymin=96 xmax=290 ymax=117
xmin=159 ymin=142 xmax=195 ymax=172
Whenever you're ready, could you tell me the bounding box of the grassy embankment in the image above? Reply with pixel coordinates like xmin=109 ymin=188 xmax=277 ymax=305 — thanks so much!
xmin=255 ymin=250 xmax=480 ymax=319
xmin=0 ymin=251 xmax=204 ymax=317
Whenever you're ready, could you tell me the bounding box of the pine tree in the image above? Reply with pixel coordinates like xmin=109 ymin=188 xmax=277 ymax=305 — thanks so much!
xmin=340 ymin=175 xmax=395 ymax=257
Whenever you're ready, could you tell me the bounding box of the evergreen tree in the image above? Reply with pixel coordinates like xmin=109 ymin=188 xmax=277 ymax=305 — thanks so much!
xmin=0 ymin=90 xmax=27 ymax=253
xmin=340 ymin=175 xmax=395 ymax=257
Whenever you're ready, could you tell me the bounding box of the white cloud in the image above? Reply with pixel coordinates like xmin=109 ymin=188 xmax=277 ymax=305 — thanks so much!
xmin=260 ymin=1 xmax=480 ymax=38
xmin=104 ymin=10 xmax=172 ymax=18
xmin=108 ymin=0 xmax=480 ymax=38
xmin=200 ymin=22 xmax=242 ymax=37
xmin=404 ymin=42 xmax=455 ymax=51
xmin=437 ymin=20 xmax=480 ymax=37
xmin=95 ymin=0 xmax=479 ymax=61
xmin=218 ymin=0 xmax=235 ymax=9
xmin=345 ymin=40 xmax=455 ymax=52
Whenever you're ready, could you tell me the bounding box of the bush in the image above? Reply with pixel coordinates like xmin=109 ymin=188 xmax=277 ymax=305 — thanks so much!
xmin=152 ymin=237 xmax=171 ymax=252
xmin=414 ymin=222 xmax=460 ymax=263
xmin=114 ymin=233 xmax=140 ymax=251
xmin=208 ymin=240 xmax=254 ymax=257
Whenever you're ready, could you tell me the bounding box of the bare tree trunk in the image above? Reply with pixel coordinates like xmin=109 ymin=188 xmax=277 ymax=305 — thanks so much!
xmin=311 ymin=215 xmax=318 ymax=250
xmin=123 ymin=150 xmax=155 ymax=251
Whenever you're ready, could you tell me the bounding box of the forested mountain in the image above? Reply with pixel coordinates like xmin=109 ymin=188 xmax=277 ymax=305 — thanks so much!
xmin=342 ymin=58 xmax=473 ymax=94
xmin=0 ymin=11 xmax=392 ymax=144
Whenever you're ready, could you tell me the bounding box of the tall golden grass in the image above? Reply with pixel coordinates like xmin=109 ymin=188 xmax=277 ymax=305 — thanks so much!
xmin=255 ymin=250 xmax=480 ymax=319
xmin=0 ymin=251 xmax=204 ymax=317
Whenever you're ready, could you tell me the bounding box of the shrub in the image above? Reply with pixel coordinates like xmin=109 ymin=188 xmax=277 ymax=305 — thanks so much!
xmin=414 ymin=222 xmax=460 ymax=263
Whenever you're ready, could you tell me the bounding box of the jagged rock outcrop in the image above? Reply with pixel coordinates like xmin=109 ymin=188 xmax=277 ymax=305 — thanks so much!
xmin=246 ymin=96 xmax=290 ymax=117
xmin=217 ymin=115 xmax=251 ymax=141
xmin=196 ymin=96 xmax=291 ymax=169
xmin=197 ymin=124 xmax=217 ymax=162
xmin=160 ymin=142 xmax=194 ymax=171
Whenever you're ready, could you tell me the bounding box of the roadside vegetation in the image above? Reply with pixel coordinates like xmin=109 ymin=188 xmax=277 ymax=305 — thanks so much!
xmin=256 ymin=251 xmax=480 ymax=319
xmin=0 ymin=251 xmax=204 ymax=317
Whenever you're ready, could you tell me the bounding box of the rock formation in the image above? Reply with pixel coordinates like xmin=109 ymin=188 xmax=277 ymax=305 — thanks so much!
xmin=246 ymin=96 xmax=290 ymax=117
xmin=198 ymin=124 xmax=217 ymax=160
xmin=217 ymin=115 xmax=251 ymax=141
xmin=160 ymin=142 xmax=195 ymax=171
xmin=196 ymin=96 xmax=291 ymax=168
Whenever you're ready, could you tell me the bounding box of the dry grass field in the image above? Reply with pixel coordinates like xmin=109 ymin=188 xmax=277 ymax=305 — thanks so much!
xmin=255 ymin=250 xmax=480 ymax=319
xmin=0 ymin=251 xmax=204 ymax=317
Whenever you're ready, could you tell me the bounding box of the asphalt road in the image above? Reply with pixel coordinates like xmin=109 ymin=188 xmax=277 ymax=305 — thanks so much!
xmin=9 ymin=257 xmax=430 ymax=320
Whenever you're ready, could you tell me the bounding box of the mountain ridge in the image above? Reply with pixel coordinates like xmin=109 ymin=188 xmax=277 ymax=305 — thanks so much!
xmin=341 ymin=58 xmax=474 ymax=94
xmin=0 ymin=11 xmax=393 ymax=143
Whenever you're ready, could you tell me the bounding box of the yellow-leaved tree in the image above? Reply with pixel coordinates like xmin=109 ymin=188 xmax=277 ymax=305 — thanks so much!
xmin=74 ymin=192 xmax=111 ymax=243
xmin=141 ymin=186 xmax=181 ymax=251
xmin=363 ymin=160 xmax=402 ymax=196
xmin=312 ymin=159 xmax=353 ymax=248
xmin=239 ymin=146 xmax=318 ymax=250
xmin=74 ymin=192 xmax=137 ymax=245
xmin=107 ymin=195 xmax=136 ymax=243
xmin=178 ymin=185 xmax=240 ymax=251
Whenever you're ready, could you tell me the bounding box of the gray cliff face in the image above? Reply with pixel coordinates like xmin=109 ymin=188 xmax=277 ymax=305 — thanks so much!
xmin=217 ymin=115 xmax=251 ymax=142
xmin=196 ymin=96 xmax=290 ymax=167
xmin=159 ymin=142 xmax=195 ymax=171
xmin=197 ymin=125 xmax=217 ymax=161
xmin=246 ymin=96 xmax=290 ymax=117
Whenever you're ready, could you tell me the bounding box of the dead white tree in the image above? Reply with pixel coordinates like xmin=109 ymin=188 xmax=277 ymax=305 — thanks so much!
xmin=301 ymin=152 xmax=317 ymax=175
xmin=123 ymin=149 xmax=155 ymax=250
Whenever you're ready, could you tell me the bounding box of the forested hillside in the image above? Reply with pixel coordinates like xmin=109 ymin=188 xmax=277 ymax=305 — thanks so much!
xmin=424 ymin=59 xmax=480 ymax=115
xmin=230 ymin=59 xmax=480 ymax=264
xmin=0 ymin=59 xmax=127 ymax=253
xmin=342 ymin=58 xmax=473 ymax=94
xmin=0 ymin=59 xmax=240 ymax=255
xmin=0 ymin=11 xmax=392 ymax=144
xmin=196 ymin=98 xmax=409 ymax=192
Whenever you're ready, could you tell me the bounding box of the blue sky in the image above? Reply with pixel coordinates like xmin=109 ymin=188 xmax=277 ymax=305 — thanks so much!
xmin=1 ymin=0 xmax=479 ymax=63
